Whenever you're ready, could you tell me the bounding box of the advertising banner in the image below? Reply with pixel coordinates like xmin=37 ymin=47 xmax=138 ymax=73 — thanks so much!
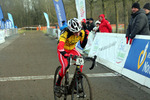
xmin=75 ymin=0 xmax=86 ymax=21
xmin=88 ymin=33 xmax=130 ymax=69
xmin=43 ymin=12 xmax=50 ymax=28
xmin=0 ymin=30 xmax=5 ymax=44
xmin=8 ymin=13 xmax=14 ymax=28
xmin=124 ymin=39 xmax=150 ymax=78
xmin=0 ymin=6 xmax=4 ymax=20
xmin=53 ymin=0 xmax=67 ymax=27
xmin=83 ymin=31 xmax=95 ymax=54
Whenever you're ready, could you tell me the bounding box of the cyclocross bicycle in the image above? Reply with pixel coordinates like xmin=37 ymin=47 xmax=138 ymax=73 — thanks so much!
xmin=53 ymin=55 xmax=97 ymax=100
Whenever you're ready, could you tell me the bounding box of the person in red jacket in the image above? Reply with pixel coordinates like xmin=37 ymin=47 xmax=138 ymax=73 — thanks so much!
xmin=98 ymin=14 xmax=112 ymax=33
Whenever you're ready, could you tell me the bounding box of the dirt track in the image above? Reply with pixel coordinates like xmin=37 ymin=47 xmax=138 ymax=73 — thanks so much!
xmin=0 ymin=31 xmax=150 ymax=100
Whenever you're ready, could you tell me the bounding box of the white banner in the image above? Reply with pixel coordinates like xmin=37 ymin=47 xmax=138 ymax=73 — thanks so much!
xmin=0 ymin=30 xmax=5 ymax=44
xmin=84 ymin=31 xmax=95 ymax=54
xmin=88 ymin=33 xmax=131 ymax=73
xmin=75 ymin=0 xmax=86 ymax=21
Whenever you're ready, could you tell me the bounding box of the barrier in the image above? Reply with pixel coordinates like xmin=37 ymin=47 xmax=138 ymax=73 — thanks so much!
xmin=47 ymin=28 xmax=150 ymax=88
xmin=123 ymin=37 xmax=150 ymax=88
xmin=0 ymin=28 xmax=18 ymax=44
xmin=88 ymin=33 xmax=150 ymax=88
xmin=0 ymin=30 xmax=5 ymax=44
xmin=83 ymin=31 xmax=95 ymax=54
xmin=47 ymin=28 xmax=60 ymax=39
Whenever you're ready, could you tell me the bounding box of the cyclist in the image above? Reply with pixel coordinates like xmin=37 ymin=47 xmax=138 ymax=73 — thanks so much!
xmin=55 ymin=18 xmax=88 ymax=96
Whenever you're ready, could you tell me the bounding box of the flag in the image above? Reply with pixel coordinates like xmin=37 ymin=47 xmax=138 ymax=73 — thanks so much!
xmin=0 ymin=5 xmax=4 ymax=20
xmin=43 ymin=12 xmax=50 ymax=28
xmin=53 ymin=0 xmax=67 ymax=27
xmin=75 ymin=0 xmax=86 ymax=21
xmin=8 ymin=13 xmax=14 ymax=28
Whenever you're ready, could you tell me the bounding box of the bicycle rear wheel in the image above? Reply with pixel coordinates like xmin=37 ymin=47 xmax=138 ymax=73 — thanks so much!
xmin=53 ymin=66 xmax=71 ymax=100
xmin=71 ymin=72 xmax=92 ymax=100
xmin=54 ymin=66 xmax=65 ymax=100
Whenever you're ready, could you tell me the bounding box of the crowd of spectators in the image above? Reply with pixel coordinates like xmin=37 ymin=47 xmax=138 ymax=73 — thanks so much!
xmin=55 ymin=2 xmax=150 ymax=43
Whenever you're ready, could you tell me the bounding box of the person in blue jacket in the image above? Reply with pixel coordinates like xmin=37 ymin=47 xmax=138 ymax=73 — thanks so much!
xmin=60 ymin=20 xmax=68 ymax=31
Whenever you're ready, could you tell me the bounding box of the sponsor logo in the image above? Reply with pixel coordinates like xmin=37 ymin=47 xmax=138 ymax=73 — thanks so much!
xmin=79 ymin=1 xmax=85 ymax=17
xmin=116 ymin=40 xmax=126 ymax=64
xmin=138 ymin=42 xmax=148 ymax=69
xmin=98 ymin=41 xmax=116 ymax=51
xmin=138 ymin=42 xmax=150 ymax=75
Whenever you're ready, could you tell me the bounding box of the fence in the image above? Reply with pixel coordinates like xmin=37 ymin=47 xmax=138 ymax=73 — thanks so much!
xmin=48 ymin=27 xmax=150 ymax=89
xmin=0 ymin=28 xmax=18 ymax=44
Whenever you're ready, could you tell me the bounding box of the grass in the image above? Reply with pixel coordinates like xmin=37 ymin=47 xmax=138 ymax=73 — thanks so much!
xmin=17 ymin=29 xmax=42 ymax=34
xmin=18 ymin=29 xmax=26 ymax=34
xmin=41 ymin=30 xmax=47 ymax=34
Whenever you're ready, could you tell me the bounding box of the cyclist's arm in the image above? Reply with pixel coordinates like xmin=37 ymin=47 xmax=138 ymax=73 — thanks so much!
xmin=57 ymin=31 xmax=69 ymax=57
xmin=80 ymin=30 xmax=88 ymax=48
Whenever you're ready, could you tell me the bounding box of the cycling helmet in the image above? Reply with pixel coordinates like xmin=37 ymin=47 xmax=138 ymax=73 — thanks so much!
xmin=68 ymin=18 xmax=82 ymax=33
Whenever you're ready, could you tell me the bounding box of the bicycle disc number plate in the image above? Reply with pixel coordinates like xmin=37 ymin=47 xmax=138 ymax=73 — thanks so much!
xmin=76 ymin=58 xmax=84 ymax=65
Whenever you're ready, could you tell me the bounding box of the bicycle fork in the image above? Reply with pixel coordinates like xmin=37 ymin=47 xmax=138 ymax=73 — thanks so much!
xmin=75 ymin=73 xmax=87 ymax=98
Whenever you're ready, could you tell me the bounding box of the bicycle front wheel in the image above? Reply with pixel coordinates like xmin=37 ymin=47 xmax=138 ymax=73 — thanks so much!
xmin=53 ymin=66 xmax=71 ymax=100
xmin=71 ymin=72 xmax=92 ymax=100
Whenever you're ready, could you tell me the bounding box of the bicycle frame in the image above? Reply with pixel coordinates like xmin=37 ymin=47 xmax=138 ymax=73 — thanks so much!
xmin=54 ymin=55 xmax=96 ymax=99
xmin=65 ymin=64 xmax=87 ymax=98
xmin=65 ymin=65 xmax=80 ymax=94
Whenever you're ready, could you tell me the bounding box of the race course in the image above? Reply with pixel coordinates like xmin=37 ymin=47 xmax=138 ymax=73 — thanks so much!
xmin=0 ymin=31 xmax=150 ymax=100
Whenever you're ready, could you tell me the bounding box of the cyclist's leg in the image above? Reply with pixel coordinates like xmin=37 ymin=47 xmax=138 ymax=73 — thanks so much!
xmin=68 ymin=48 xmax=83 ymax=72
xmin=56 ymin=50 xmax=68 ymax=86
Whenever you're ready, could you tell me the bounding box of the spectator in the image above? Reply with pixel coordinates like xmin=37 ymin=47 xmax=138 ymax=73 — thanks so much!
xmin=55 ymin=24 xmax=58 ymax=29
xmin=60 ymin=20 xmax=68 ymax=35
xmin=92 ymin=20 xmax=101 ymax=32
xmin=60 ymin=20 xmax=68 ymax=31
xmin=14 ymin=25 xmax=18 ymax=28
xmin=143 ymin=3 xmax=150 ymax=30
xmin=38 ymin=25 xmax=41 ymax=31
xmin=81 ymin=19 xmax=87 ymax=30
xmin=98 ymin=14 xmax=112 ymax=33
xmin=86 ymin=18 xmax=90 ymax=29
xmin=126 ymin=2 xmax=150 ymax=44
xmin=87 ymin=18 xmax=95 ymax=31
xmin=81 ymin=19 xmax=90 ymax=38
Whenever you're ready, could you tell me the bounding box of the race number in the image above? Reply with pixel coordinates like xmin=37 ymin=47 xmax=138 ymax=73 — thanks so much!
xmin=76 ymin=57 xmax=84 ymax=65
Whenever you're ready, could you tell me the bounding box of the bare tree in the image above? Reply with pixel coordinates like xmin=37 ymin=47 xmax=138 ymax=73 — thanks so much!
xmin=101 ymin=0 xmax=106 ymax=16
xmin=123 ymin=0 xmax=128 ymax=33
xmin=114 ymin=0 xmax=119 ymax=33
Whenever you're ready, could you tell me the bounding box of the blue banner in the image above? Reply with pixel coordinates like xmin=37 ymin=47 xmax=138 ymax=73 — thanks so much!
xmin=0 ymin=6 xmax=4 ymax=20
xmin=43 ymin=12 xmax=50 ymax=28
xmin=76 ymin=41 xmax=83 ymax=50
xmin=124 ymin=39 xmax=150 ymax=78
xmin=53 ymin=0 xmax=67 ymax=27
xmin=8 ymin=13 xmax=14 ymax=28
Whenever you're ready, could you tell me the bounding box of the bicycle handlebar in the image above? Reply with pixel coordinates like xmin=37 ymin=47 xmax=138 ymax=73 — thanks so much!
xmin=66 ymin=55 xmax=97 ymax=70
xmin=88 ymin=55 xmax=97 ymax=70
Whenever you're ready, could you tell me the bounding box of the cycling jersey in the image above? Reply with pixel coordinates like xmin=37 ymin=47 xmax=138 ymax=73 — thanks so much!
xmin=56 ymin=29 xmax=87 ymax=85
xmin=58 ymin=30 xmax=85 ymax=50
